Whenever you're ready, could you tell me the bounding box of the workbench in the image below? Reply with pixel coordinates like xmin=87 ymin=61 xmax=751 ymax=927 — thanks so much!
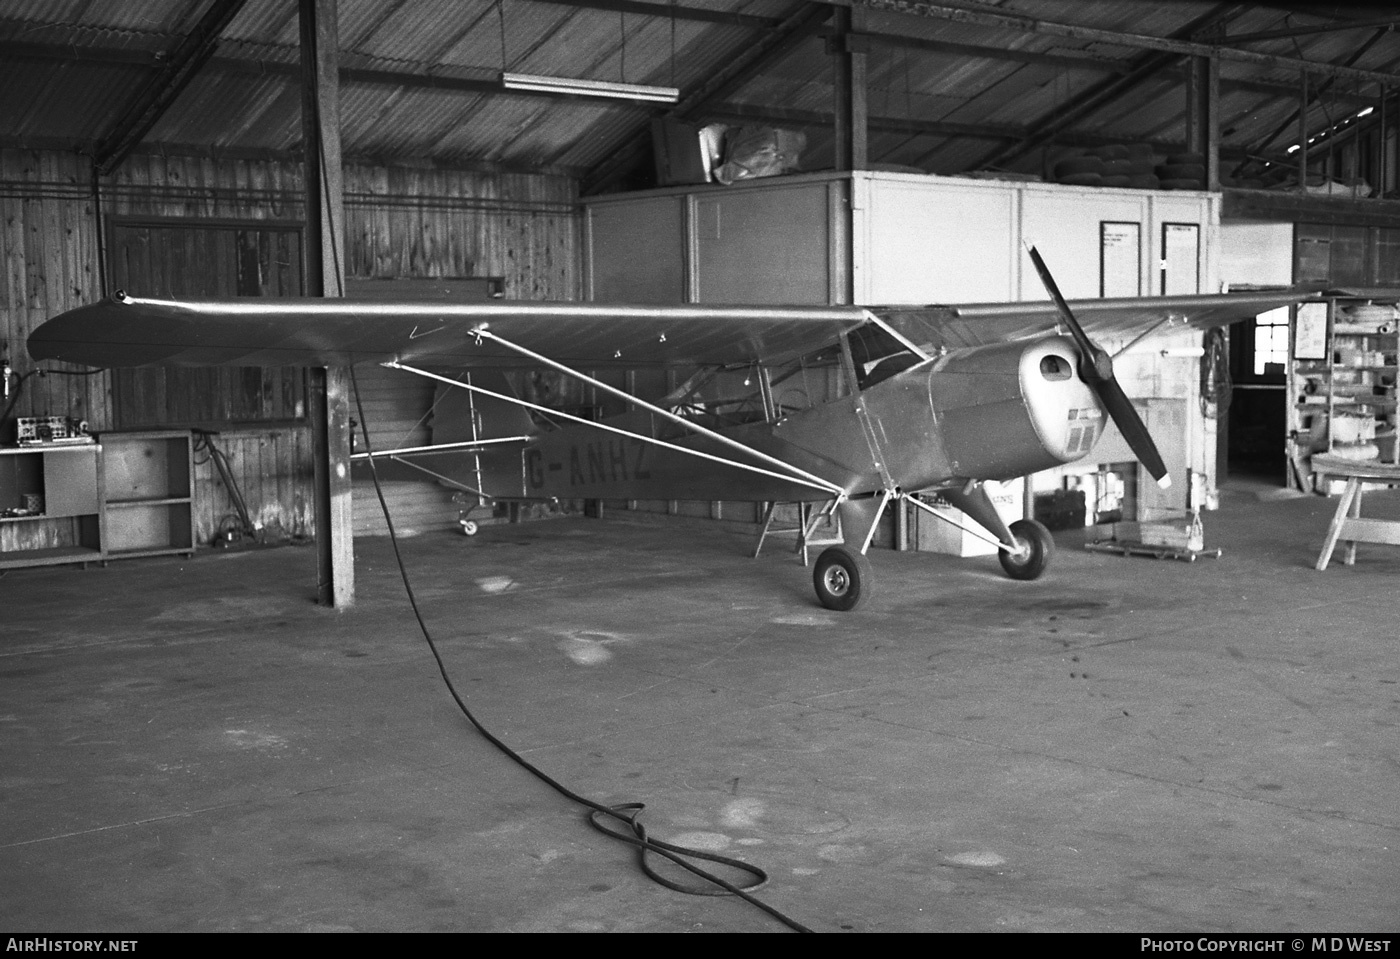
xmin=1311 ymin=453 xmax=1400 ymax=570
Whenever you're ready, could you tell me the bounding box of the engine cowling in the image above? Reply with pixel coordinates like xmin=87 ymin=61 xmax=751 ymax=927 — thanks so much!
xmin=861 ymin=336 xmax=1103 ymax=490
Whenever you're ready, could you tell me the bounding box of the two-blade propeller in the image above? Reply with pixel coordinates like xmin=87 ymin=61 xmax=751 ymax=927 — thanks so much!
xmin=1026 ymin=246 xmax=1171 ymax=489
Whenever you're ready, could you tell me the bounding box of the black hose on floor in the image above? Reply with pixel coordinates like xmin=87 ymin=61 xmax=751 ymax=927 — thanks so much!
xmin=348 ymin=365 xmax=812 ymax=933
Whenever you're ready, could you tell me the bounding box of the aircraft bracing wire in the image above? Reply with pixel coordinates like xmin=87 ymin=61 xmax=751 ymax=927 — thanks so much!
xmin=374 ymin=454 xmax=511 ymax=501
xmin=349 ymin=436 xmax=531 ymax=460
xmin=467 ymin=329 xmax=848 ymax=495
xmin=904 ymin=492 xmax=1018 ymax=552
xmin=386 ymin=361 xmax=847 ymax=497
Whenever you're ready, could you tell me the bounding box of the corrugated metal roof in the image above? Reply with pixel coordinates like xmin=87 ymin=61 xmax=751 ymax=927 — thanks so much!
xmin=1 ymin=0 xmax=1398 ymax=189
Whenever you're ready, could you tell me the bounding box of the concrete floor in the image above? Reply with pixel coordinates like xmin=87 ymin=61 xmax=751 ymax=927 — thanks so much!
xmin=1 ymin=480 xmax=1397 ymax=933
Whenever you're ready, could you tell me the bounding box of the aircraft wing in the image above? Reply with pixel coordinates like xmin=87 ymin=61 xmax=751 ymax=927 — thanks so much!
xmin=28 ymin=294 xmax=869 ymax=369
xmin=29 ymin=288 xmax=1314 ymax=370
xmin=878 ymin=290 xmax=1314 ymax=352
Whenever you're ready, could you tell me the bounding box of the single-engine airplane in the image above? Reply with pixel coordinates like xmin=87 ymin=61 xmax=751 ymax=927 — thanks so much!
xmin=28 ymin=248 xmax=1305 ymax=610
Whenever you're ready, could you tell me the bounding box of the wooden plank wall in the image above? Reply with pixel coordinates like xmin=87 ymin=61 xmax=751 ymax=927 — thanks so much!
xmin=346 ymin=361 xmax=454 ymax=537
xmin=1 ymin=151 xmax=108 ymax=429
xmin=107 ymin=222 xmax=308 ymax=428
xmin=1 ymin=152 xmax=107 ymax=550
xmin=192 ymin=427 xmax=314 ymax=544
xmin=342 ymin=164 xmax=579 ymax=298
xmin=2 ymin=148 xmax=581 ymax=548
xmin=342 ymin=166 xmax=578 ymax=535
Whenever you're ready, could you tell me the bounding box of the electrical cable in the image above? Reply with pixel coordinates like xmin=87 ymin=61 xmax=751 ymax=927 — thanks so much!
xmin=1200 ymin=327 xmax=1231 ymax=419
xmin=1 ymin=366 xmax=107 ymax=425
xmin=346 ymin=364 xmax=813 ymax=933
xmin=308 ymin=38 xmax=807 ymax=923
xmin=192 ymin=429 xmax=257 ymax=541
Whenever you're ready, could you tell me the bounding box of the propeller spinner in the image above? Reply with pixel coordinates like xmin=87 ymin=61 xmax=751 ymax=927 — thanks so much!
xmin=1026 ymin=246 xmax=1171 ymax=489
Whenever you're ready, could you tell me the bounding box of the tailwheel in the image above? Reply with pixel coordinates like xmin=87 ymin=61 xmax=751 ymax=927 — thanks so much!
xmin=998 ymin=519 xmax=1053 ymax=581
xmin=813 ymin=545 xmax=873 ymax=611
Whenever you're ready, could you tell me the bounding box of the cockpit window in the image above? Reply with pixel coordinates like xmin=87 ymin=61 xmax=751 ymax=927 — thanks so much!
xmin=849 ymin=324 xmax=919 ymax=389
xmin=1040 ymin=354 xmax=1073 ymax=381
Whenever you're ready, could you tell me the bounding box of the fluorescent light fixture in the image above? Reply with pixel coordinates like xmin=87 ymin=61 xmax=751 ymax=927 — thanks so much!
xmin=500 ymin=72 xmax=679 ymax=104
xmin=1358 ymin=106 xmax=1375 ymax=118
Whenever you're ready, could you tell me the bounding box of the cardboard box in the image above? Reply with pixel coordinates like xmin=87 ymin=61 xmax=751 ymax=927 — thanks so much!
xmin=1137 ymin=520 xmax=1204 ymax=551
xmin=915 ymin=480 xmax=1024 ymax=557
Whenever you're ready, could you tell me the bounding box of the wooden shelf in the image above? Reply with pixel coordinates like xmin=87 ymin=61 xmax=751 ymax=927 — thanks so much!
xmin=1288 ymin=297 xmax=1400 ymax=494
xmin=0 ymin=544 xmax=103 ymax=570
xmin=106 ymin=496 xmax=192 ymax=508
xmin=99 ymin=432 xmax=195 ymax=560
xmin=0 ymin=444 xmax=101 ymax=567
xmin=0 ymin=431 xmax=195 ymax=568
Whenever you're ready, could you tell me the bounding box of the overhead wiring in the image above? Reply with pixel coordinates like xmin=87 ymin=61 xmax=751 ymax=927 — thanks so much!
xmin=346 ymin=363 xmax=813 ymax=933
xmin=1 ymin=366 xmax=107 ymax=425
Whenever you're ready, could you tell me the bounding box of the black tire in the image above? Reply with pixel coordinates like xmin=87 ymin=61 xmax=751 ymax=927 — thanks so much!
xmin=1058 ymin=172 xmax=1103 ymax=187
xmin=1053 ymin=156 xmax=1104 ymax=179
xmin=998 ymin=519 xmax=1054 ymax=581
xmin=813 ymin=545 xmax=873 ymax=611
xmin=1157 ymin=162 xmax=1205 ymax=181
xmin=1091 ymin=144 xmax=1130 ymax=161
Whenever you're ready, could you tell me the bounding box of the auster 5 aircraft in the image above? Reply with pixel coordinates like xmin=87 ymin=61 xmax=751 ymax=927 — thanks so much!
xmin=29 ymin=248 xmax=1304 ymax=611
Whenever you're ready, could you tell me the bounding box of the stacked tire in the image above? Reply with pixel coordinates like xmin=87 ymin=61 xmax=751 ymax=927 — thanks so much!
xmin=1155 ymin=152 xmax=1205 ymax=190
xmin=1052 ymin=144 xmax=1161 ymax=190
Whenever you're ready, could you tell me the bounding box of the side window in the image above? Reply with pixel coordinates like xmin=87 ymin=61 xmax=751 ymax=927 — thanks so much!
xmin=847 ymin=324 xmax=919 ymax=390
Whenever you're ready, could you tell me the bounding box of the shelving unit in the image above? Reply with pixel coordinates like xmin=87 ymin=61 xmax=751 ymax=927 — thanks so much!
xmin=99 ymin=431 xmax=195 ymax=560
xmin=0 ymin=444 xmax=102 ymax=569
xmin=0 ymin=430 xmax=194 ymax=569
xmin=1288 ymin=296 xmax=1400 ymax=492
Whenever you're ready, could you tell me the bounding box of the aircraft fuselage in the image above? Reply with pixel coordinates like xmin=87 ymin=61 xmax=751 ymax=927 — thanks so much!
xmin=505 ymin=334 xmax=1103 ymax=504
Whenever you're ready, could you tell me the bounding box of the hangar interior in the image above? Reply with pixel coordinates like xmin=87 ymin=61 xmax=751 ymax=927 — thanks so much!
xmin=1 ymin=0 xmax=1398 ymax=933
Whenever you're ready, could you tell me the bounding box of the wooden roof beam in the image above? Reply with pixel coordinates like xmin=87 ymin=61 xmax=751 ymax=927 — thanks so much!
xmin=851 ymin=0 xmax=1400 ymax=86
xmin=706 ymin=100 xmax=1260 ymax=161
xmin=92 ymin=0 xmax=249 ymax=176
xmin=1223 ymin=15 xmax=1400 ymax=45
xmin=580 ymin=0 xmax=833 ymax=194
xmin=1230 ymin=26 xmax=1392 ymax=179
xmin=967 ymin=4 xmax=1248 ymax=172
xmin=521 ymin=0 xmax=783 ymax=30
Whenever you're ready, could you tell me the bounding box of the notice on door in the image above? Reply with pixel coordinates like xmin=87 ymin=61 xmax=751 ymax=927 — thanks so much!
xmin=1100 ymin=221 xmax=1141 ymax=298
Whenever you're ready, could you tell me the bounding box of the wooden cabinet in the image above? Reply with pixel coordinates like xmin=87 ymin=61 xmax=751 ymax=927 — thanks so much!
xmin=0 ymin=444 xmax=102 ymax=569
xmin=99 ymin=431 xmax=195 ymax=559
xmin=1288 ymin=296 xmax=1399 ymax=492
xmin=0 ymin=430 xmax=195 ymax=569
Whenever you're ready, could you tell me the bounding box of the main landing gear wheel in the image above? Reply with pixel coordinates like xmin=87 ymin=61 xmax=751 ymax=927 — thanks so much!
xmin=813 ymin=545 xmax=873 ymax=611
xmin=998 ymin=518 xmax=1054 ymax=581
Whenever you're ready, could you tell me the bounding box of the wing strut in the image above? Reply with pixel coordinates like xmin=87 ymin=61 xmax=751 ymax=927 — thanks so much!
xmin=386 ymin=362 xmax=847 ymax=497
xmin=463 ymin=328 xmax=849 ymax=496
